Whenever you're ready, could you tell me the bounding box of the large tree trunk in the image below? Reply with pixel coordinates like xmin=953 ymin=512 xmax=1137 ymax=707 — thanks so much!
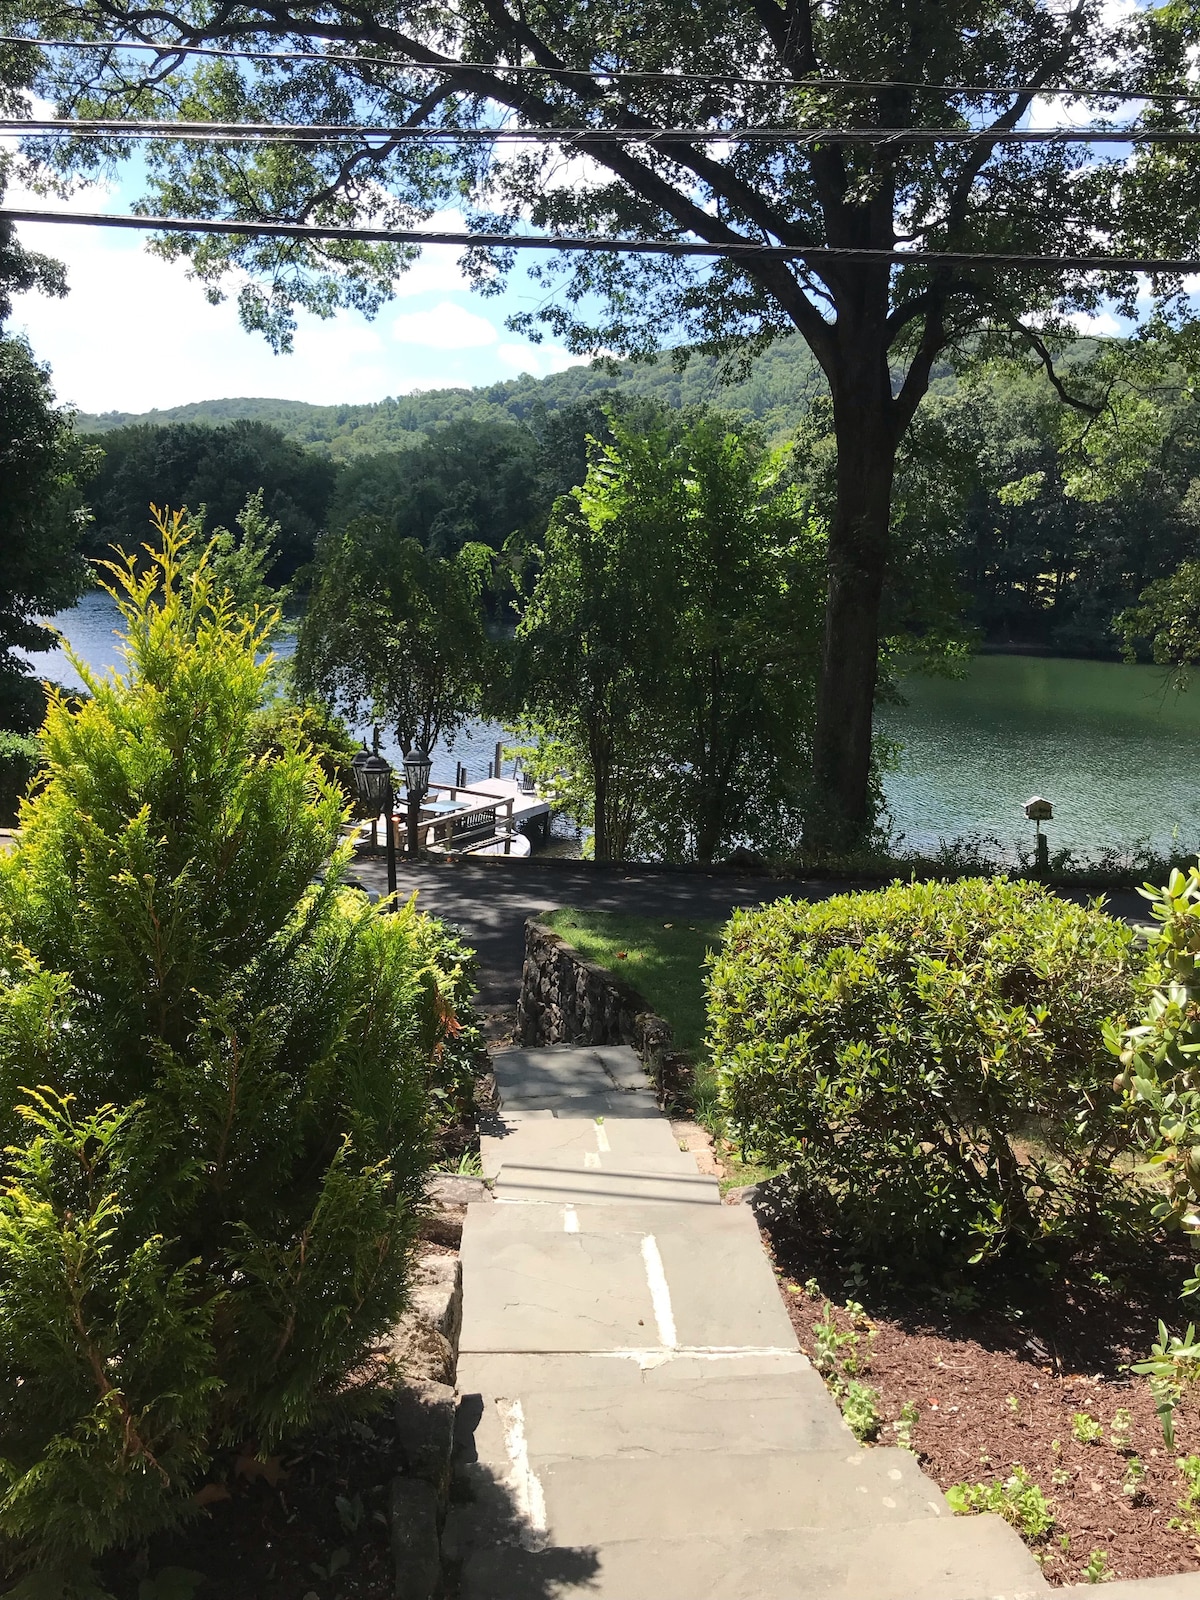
xmin=808 ymin=338 xmax=898 ymax=850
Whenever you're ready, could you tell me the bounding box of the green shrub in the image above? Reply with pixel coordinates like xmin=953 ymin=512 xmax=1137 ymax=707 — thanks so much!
xmin=248 ymin=687 xmax=361 ymax=801
xmin=0 ymin=514 xmax=477 ymax=1582
xmin=709 ymin=878 xmax=1143 ymax=1270
xmin=0 ymin=730 xmax=39 ymax=826
xmin=1110 ymin=862 xmax=1200 ymax=1298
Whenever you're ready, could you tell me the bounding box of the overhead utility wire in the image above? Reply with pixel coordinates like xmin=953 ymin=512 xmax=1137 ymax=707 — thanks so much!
xmin=4 ymin=34 xmax=1199 ymax=105
xmin=5 ymin=206 xmax=1199 ymax=274
xmin=6 ymin=117 xmax=1198 ymax=145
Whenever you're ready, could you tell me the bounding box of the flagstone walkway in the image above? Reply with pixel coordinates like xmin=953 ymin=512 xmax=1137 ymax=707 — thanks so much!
xmin=442 ymin=1045 xmax=1053 ymax=1600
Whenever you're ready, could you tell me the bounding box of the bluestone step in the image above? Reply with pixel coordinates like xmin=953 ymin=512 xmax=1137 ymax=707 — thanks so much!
xmin=457 ymin=1350 xmax=852 ymax=1457
xmin=459 ymin=1201 xmax=798 ymax=1354
xmin=490 ymin=1089 xmax=662 ymax=1118
xmin=481 ymin=1110 xmax=689 ymax=1178
xmin=492 ymin=1161 xmax=721 ymax=1205
xmin=473 ymin=1446 xmax=948 ymax=1545
xmin=448 ymin=1514 xmax=1051 ymax=1600
xmin=491 ymin=1044 xmax=651 ymax=1106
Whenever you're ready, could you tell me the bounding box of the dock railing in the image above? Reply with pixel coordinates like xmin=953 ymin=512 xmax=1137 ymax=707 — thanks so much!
xmin=409 ymin=784 xmax=518 ymax=855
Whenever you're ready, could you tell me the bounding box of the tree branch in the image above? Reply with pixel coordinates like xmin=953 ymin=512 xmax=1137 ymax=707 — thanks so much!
xmin=748 ymin=0 xmax=817 ymax=75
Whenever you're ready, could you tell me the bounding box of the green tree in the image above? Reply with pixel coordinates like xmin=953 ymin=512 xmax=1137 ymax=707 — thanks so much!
xmin=328 ymin=417 xmax=548 ymax=561
xmin=86 ymin=420 xmax=337 ymax=580
xmin=512 ymin=411 xmax=823 ymax=862
xmin=511 ymin=429 xmax=671 ymax=862
xmin=0 ymin=517 xmax=477 ymax=1580
xmin=294 ymin=518 xmax=491 ymax=756
xmin=0 ymin=205 xmax=96 ymax=734
xmin=1116 ymin=561 xmax=1200 ymax=688
xmin=29 ymin=0 xmax=1154 ymax=842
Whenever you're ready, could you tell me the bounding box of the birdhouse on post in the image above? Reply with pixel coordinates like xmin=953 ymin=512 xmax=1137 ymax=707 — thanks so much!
xmin=1023 ymin=796 xmax=1053 ymax=878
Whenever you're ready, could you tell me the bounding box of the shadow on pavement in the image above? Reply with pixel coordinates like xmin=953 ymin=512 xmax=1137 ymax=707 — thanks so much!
xmin=443 ymin=1392 xmax=600 ymax=1598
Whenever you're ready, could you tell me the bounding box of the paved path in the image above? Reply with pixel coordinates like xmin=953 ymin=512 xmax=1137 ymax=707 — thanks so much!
xmin=349 ymin=857 xmax=1148 ymax=1007
xmin=443 ymin=1045 xmax=1051 ymax=1599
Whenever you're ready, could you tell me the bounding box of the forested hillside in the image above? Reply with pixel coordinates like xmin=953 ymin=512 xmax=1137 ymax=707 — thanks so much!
xmin=73 ymin=336 xmax=1200 ymax=660
xmin=76 ymin=336 xmax=830 ymax=457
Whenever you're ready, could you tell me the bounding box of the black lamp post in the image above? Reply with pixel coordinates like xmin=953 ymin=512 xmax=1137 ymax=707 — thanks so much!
xmin=353 ymin=751 xmax=396 ymax=901
xmin=403 ymin=747 xmax=433 ymax=858
xmin=350 ymin=747 xmax=375 ymax=850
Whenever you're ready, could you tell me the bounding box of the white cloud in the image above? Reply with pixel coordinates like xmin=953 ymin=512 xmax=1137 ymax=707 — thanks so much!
xmin=3 ymin=176 xmax=600 ymax=409
xmin=495 ymin=341 xmax=588 ymax=377
xmin=1066 ymin=309 xmax=1125 ymax=337
xmin=392 ymin=249 xmax=469 ymax=297
xmin=392 ymin=301 xmax=498 ymax=349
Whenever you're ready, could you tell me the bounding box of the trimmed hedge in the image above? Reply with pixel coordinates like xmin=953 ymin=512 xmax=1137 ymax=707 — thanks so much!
xmin=709 ymin=878 xmax=1146 ymax=1271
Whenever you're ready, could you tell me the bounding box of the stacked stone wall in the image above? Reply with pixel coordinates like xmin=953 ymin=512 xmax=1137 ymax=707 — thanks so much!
xmin=516 ymin=918 xmax=689 ymax=1096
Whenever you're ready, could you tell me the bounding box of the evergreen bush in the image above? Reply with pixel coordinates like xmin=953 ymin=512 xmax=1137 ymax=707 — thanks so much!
xmin=0 ymin=519 xmax=477 ymax=1584
xmin=1111 ymin=860 xmax=1200 ymax=1298
xmin=709 ymin=878 xmax=1143 ymax=1271
xmin=0 ymin=730 xmax=39 ymax=826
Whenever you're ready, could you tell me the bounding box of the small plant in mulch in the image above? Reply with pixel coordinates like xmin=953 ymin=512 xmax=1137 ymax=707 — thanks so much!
xmin=1071 ymin=1411 xmax=1105 ymax=1446
xmin=946 ymin=1466 xmax=1055 ymax=1543
xmin=1083 ymin=1548 xmax=1113 ymax=1584
xmin=809 ymin=1299 xmax=883 ymax=1442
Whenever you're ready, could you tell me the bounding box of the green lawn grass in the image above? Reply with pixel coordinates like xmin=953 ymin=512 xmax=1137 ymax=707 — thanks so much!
xmin=542 ymin=907 xmax=723 ymax=1061
xmin=541 ymin=907 xmax=782 ymax=1191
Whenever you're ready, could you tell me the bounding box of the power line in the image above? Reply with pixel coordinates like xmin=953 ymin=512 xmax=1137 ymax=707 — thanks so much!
xmin=3 ymin=205 xmax=1195 ymax=273
xmin=1 ymin=116 xmax=1189 ymax=145
xmin=2 ymin=33 xmax=1193 ymax=106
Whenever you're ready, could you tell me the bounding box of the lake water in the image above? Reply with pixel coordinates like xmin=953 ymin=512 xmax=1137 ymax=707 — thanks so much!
xmin=24 ymin=592 xmax=1200 ymax=861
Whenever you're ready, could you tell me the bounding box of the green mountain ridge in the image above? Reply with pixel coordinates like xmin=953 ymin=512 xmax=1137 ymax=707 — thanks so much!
xmin=75 ymin=337 xmax=829 ymax=457
xmin=75 ymin=330 xmax=1108 ymax=459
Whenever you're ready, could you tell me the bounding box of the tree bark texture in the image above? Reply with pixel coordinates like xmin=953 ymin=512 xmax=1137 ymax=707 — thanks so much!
xmin=808 ymin=302 xmax=900 ymax=849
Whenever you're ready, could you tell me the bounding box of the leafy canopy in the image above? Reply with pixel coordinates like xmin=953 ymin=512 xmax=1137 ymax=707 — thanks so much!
xmin=510 ymin=409 xmax=823 ymax=861
xmin=293 ymin=518 xmax=492 ymax=755
xmin=21 ymin=0 xmax=1146 ymax=365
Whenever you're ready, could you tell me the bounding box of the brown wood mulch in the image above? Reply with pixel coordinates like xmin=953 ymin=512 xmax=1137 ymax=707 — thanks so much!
xmin=758 ymin=1204 xmax=1200 ymax=1588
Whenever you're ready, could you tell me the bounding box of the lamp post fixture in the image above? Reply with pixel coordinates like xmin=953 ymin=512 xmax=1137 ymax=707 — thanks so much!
xmin=350 ymin=747 xmax=376 ymax=851
xmin=351 ymin=751 xmax=397 ymax=902
xmin=403 ymin=747 xmax=433 ymax=858
xmin=1024 ymin=795 xmax=1053 ymax=880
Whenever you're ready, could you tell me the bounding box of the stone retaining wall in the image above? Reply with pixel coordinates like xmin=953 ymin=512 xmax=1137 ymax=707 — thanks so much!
xmin=516 ymin=918 xmax=690 ymax=1096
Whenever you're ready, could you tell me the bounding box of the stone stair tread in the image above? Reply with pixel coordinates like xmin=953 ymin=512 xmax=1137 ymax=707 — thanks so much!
xmin=462 ymin=1197 xmax=767 ymax=1237
xmin=457 ymin=1350 xmax=851 ymax=1457
xmin=458 ymin=1447 xmax=948 ymax=1544
xmin=493 ymin=1162 xmax=720 ymax=1205
xmin=491 ymin=1045 xmax=651 ymax=1106
xmin=588 ymin=1045 xmax=652 ymax=1089
xmin=481 ymin=1114 xmax=690 ymax=1178
xmin=495 ymin=1089 xmax=663 ymax=1118
xmin=460 ymin=1203 xmax=797 ymax=1354
xmin=448 ymin=1513 xmax=1050 ymax=1600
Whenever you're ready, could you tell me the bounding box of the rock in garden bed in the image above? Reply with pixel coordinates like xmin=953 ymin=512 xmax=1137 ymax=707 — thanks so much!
xmin=757 ymin=1200 xmax=1200 ymax=1589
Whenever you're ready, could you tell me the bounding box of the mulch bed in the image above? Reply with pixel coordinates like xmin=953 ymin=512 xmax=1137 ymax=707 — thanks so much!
xmin=759 ymin=1202 xmax=1200 ymax=1588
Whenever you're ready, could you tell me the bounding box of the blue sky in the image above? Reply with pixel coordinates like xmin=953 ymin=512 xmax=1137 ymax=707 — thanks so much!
xmin=6 ymin=158 xmax=591 ymax=413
